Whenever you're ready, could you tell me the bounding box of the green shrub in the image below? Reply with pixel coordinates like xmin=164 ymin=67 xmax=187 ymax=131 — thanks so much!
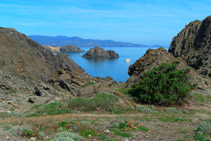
xmin=69 ymin=97 xmax=94 ymax=109
xmin=52 ymin=131 xmax=86 ymax=141
xmin=9 ymin=126 xmax=29 ymax=136
xmin=194 ymin=122 xmax=211 ymax=141
xmin=94 ymin=93 xmax=119 ymax=109
xmin=129 ymin=61 xmax=197 ymax=106
xmin=135 ymin=105 xmax=153 ymax=113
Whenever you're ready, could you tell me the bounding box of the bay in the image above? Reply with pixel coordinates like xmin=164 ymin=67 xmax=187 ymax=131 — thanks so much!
xmin=66 ymin=47 xmax=168 ymax=82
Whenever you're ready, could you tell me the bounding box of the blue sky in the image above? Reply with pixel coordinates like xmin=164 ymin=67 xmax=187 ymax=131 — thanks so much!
xmin=0 ymin=0 xmax=210 ymax=46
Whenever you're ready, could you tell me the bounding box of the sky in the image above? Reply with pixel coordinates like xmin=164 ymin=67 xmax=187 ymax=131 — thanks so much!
xmin=0 ymin=0 xmax=210 ymax=46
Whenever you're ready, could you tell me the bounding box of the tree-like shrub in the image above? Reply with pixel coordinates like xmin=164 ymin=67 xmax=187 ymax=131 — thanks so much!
xmin=129 ymin=61 xmax=197 ymax=106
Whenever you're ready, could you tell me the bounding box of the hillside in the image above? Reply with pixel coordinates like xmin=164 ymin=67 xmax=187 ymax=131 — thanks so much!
xmin=29 ymin=35 xmax=148 ymax=47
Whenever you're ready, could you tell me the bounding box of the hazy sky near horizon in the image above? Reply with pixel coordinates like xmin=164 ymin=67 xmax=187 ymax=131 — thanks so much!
xmin=0 ymin=0 xmax=210 ymax=46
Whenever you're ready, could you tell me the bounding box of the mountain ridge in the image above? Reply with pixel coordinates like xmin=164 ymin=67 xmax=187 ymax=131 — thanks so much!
xmin=29 ymin=35 xmax=154 ymax=47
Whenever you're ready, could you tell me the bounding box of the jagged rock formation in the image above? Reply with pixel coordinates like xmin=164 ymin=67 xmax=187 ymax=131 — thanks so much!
xmin=169 ymin=16 xmax=211 ymax=77
xmin=127 ymin=47 xmax=204 ymax=87
xmin=82 ymin=46 xmax=119 ymax=58
xmin=60 ymin=45 xmax=84 ymax=53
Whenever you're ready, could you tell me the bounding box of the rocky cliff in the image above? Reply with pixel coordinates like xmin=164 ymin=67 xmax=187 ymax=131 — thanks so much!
xmin=60 ymin=45 xmax=84 ymax=53
xmin=169 ymin=16 xmax=211 ymax=77
xmin=82 ymin=46 xmax=119 ymax=58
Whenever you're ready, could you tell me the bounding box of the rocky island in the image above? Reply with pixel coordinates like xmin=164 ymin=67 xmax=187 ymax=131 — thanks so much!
xmin=82 ymin=46 xmax=119 ymax=58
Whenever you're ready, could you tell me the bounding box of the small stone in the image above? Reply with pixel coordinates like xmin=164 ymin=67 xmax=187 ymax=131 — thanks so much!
xmin=88 ymin=134 xmax=92 ymax=137
xmin=104 ymin=129 xmax=110 ymax=133
xmin=5 ymin=136 xmax=10 ymax=140
xmin=30 ymin=137 xmax=36 ymax=141
xmin=146 ymin=135 xmax=149 ymax=139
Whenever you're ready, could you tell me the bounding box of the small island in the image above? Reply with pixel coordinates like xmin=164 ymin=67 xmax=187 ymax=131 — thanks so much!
xmin=82 ymin=46 xmax=119 ymax=58
xmin=59 ymin=45 xmax=84 ymax=53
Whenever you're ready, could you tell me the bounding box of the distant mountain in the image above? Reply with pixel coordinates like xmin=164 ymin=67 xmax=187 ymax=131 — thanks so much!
xmin=29 ymin=35 xmax=148 ymax=47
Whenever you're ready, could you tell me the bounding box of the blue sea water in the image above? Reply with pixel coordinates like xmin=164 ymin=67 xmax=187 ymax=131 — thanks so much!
xmin=67 ymin=47 xmax=168 ymax=82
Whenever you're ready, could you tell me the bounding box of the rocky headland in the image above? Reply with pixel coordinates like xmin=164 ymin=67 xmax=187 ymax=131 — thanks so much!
xmin=0 ymin=28 xmax=118 ymax=112
xmin=59 ymin=45 xmax=84 ymax=53
xmin=82 ymin=46 xmax=119 ymax=58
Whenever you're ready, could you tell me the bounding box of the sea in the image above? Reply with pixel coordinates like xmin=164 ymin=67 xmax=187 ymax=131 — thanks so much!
xmin=66 ymin=47 xmax=168 ymax=83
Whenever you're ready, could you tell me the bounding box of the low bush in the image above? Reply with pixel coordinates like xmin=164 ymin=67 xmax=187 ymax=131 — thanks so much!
xmin=135 ymin=105 xmax=153 ymax=113
xmin=194 ymin=122 xmax=211 ymax=141
xmin=129 ymin=61 xmax=197 ymax=106
xmin=52 ymin=131 xmax=86 ymax=141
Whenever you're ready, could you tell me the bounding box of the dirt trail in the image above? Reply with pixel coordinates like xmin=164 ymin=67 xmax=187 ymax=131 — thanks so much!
xmin=0 ymin=113 xmax=145 ymax=123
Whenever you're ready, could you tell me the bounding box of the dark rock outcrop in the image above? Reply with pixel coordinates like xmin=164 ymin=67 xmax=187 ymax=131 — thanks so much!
xmin=82 ymin=46 xmax=119 ymax=58
xmin=59 ymin=45 xmax=84 ymax=53
xmin=127 ymin=47 xmax=204 ymax=87
xmin=169 ymin=16 xmax=211 ymax=77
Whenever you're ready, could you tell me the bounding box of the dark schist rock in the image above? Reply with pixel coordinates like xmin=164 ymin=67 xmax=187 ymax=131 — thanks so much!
xmin=127 ymin=47 xmax=205 ymax=88
xmin=59 ymin=45 xmax=84 ymax=53
xmin=168 ymin=16 xmax=211 ymax=77
xmin=82 ymin=46 xmax=119 ymax=58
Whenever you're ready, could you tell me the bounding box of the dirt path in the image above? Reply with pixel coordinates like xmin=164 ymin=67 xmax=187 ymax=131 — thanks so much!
xmin=0 ymin=113 xmax=145 ymax=123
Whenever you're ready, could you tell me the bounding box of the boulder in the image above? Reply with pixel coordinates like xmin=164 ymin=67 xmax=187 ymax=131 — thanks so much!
xmin=82 ymin=46 xmax=119 ymax=58
xmin=59 ymin=45 xmax=84 ymax=53
xmin=169 ymin=16 xmax=211 ymax=77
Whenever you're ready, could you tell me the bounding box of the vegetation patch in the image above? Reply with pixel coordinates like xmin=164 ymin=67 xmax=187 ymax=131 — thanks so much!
xmin=194 ymin=122 xmax=211 ymax=141
xmin=82 ymin=82 xmax=95 ymax=87
xmin=159 ymin=116 xmax=191 ymax=123
xmin=129 ymin=61 xmax=197 ymax=106
xmin=68 ymin=93 xmax=119 ymax=111
xmin=135 ymin=105 xmax=153 ymax=113
xmin=25 ymin=102 xmax=72 ymax=117
xmin=51 ymin=131 xmax=86 ymax=141
xmin=191 ymin=93 xmax=211 ymax=104
xmin=116 ymin=88 xmax=131 ymax=95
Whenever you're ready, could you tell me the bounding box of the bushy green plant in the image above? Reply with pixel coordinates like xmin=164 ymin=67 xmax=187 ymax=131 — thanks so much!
xmin=129 ymin=61 xmax=197 ymax=106
xmin=94 ymin=93 xmax=119 ymax=109
xmin=194 ymin=122 xmax=211 ymax=141
xmin=68 ymin=98 xmax=94 ymax=109
xmin=9 ymin=126 xmax=30 ymax=136
xmin=52 ymin=131 xmax=86 ymax=141
xmin=135 ymin=105 xmax=153 ymax=113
